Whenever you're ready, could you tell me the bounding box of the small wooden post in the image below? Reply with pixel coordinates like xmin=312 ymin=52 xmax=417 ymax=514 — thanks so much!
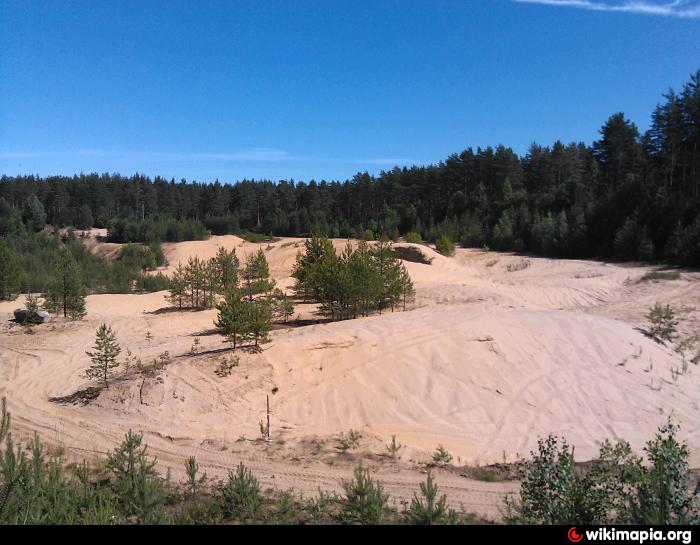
xmin=266 ymin=395 xmax=271 ymax=442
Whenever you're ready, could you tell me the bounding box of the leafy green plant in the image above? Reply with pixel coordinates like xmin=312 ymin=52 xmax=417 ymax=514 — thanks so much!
xmin=435 ymin=234 xmax=455 ymax=256
xmin=184 ymin=456 xmax=207 ymax=499
xmin=646 ymin=303 xmax=678 ymax=342
xmin=640 ymin=271 xmax=681 ymax=282
xmin=431 ymin=445 xmax=453 ymax=466
xmin=220 ymin=462 xmax=262 ymax=523
xmin=106 ymin=430 xmax=163 ymax=523
xmin=338 ymin=463 xmax=391 ymax=524
xmin=405 ymin=471 xmax=456 ymax=525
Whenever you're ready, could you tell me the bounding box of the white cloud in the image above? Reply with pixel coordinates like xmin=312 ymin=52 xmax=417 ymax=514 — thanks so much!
xmin=513 ymin=0 xmax=700 ymax=18
xmin=0 ymin=148 xmax=294 ymax=162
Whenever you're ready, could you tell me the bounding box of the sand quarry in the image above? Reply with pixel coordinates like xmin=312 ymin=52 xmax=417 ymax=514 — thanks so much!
xmin=2 ymin=232 xmax=700 ymax=520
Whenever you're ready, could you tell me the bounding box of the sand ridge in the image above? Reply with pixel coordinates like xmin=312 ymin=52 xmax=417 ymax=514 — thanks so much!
xmin=2 ymin=234 xmax=699 ymax=518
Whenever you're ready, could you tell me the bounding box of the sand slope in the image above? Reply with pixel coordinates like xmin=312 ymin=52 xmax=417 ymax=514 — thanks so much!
xmin=2 ymin=235 xmax=699 ymax=517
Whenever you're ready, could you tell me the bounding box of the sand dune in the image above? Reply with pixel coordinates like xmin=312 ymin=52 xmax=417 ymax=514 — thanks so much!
xmin=2 ymin=235 xmax=699 ymax=517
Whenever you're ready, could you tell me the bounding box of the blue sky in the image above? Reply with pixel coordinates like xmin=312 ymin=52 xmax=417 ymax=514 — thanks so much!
xmin=1 ymin=0 xmax=698 ymax=182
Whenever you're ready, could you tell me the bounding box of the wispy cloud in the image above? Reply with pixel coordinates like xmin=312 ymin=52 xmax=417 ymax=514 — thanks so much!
xmin=0 ymin=148 xmax=295 ymax=162
xmin=513 ymin=0 xmax=700 ymax=18
xmin=0 ymin=149 xmax=420 ymax=167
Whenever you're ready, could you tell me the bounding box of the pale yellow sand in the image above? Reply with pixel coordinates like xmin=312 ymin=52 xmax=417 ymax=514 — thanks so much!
xmin=2 ymin=235 xmax=699 ymax=518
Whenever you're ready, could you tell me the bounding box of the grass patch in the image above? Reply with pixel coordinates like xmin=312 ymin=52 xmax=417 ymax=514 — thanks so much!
xmin=471 ymin=466 xmax=505 ymax=482
xmin=639 ymin=271 xmax=681 ymax=282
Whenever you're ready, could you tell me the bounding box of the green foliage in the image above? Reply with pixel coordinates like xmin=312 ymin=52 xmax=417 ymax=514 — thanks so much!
xmin=504 ymin=434 xmax=606 ymax=524
xmin=1 ymin=397 xmax=697 ymax=526
xmin=106 ymin=430 xmax=162 ymax=523
xmin=44 ymin=248 xmax=87 ymax=319
xmin=339 ymin=463 xmax=391 ymax=524
xmin=85 ymin=323 xmax=122 ymax=388
xmin=242 ymin=249 xmax=276 ymax=301
xmin=5 ymin=73 xmax=697 ymax=277
xmin=404 ymin=231 xmax=422 ymax=244
xmin=614 ymin=214 xmax=654 ymax=261
xmin=405 ymin=472 xmax=455 ymax=525
xmin=0 ymin=237 xmax=21 ymax=300
xmin=107 ymin=216 xmax=207 ymax=243
xmin=215 ymin=287 xmax=250 ymax=348
xmin=292 ymin=234 xmax=414 ymax=319
xmin=184 ymin=456 xmax=207 ymax=498
xmin=431 ymin=445 xmax=453 ymax=466
xmin=220 ymin=462 xmax=262 ymax=523
xmin=135 ymin=272 xmax=170 ymax=292
xmin=271 ymin=490 xmax=300 ymax=525
xmin=640 ymin=271 xmax=681 ymax=282
xmin=646 ymin=302 xmax=678 ymax=343
xmin=435 ymin=234 xmax=455 ymax=256
xmin=24 ymin=293 xmax=43 ymax=324
xmin=505 ymin=421 xmax=700 ymax=525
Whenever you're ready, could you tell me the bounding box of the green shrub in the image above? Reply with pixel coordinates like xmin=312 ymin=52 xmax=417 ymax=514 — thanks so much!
xmin=220 ymin=462 xmax=262 ymax=523
xmin=639 ymin=271 xmax=680 ymax=282
xmin=435 ymin=234 xmax=455 ymax=256
xmin=405 ymin=232 xmax=422 ymax=244
xmin=405 ymin=471 xmax=456 ymax=525
xmin=338 ymin=463 xmax=391 ymax=524
xmin=646 ymin=302 xmax=678 ymax=342
xmin=431 ymin=445 xmax=453 ymax=466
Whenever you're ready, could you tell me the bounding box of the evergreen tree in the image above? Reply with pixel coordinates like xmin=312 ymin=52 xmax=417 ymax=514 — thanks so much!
xmin=0 ymin=238 xmax=21 ymax=300
xmin=242 ymin=249 xmax=275 ymax=301
xmin=23 ymin=195 xmax=46 ymax=232
xmin=214 ymin=287 xmax=252 ymax=349
xmin=270 ymin=288 xmax=294 ymax=323
xmin=405 ymin=472 xmax=454 ymax=525
xmin=85 ymin=323 xmax=122 ymax=388
xmin=212 ymin=246 xmax=239 ymax=293
xmin=246 ymin=298 xmax=273 ymax=347
xmin=106 ymin=430 xmax=162 ymax=523
xmin=167 ymin=263 xmax=187 ymax=309
xmin=44 ymin=249 xmax=87 ymax=319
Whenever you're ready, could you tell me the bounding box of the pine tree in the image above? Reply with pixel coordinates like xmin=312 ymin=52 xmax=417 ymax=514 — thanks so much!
xmin=246 ymin=298 xmax=272 ymax=347
xmin=398 ymin=264 xmax=415 ymax=311
xmin=271 ymin=288 xmax=294 ymax=323
xmin=214 ymin=287 xmax=252 ymax=349
xmin=167 ymin=262 xmax=187 ymax=309
xmin=405 ymin=471 xmax=454 ymax=525
xmin=85 ymin=323 xmax=122 ymax=388
xmin=646 ymin=303 xmax=678 ymax=343
xmin=242 ymin=249 xmax=275 ymax=301
xmin=44 ymin=249 xmax=87 ymax=319
xmin=212 ymin=246 xmax=239 ymax=293
xmin=0 ymin=238 xmax=21 ymax=300
xmin=107 ymin=430 xmax=162 ymax=523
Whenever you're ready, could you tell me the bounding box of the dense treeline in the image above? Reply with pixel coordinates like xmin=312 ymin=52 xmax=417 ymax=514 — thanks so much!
xmin=1 ymin=70 xmax=699 ymax=265
xmin=0 ymin=229 xmax=169 ymax=301
xmin=291 ymin=232 xmax=415 ymax=320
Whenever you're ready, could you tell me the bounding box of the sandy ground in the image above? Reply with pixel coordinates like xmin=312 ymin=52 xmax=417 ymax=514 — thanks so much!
xmin=1 ymin=233 xmax=699 ymax=520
